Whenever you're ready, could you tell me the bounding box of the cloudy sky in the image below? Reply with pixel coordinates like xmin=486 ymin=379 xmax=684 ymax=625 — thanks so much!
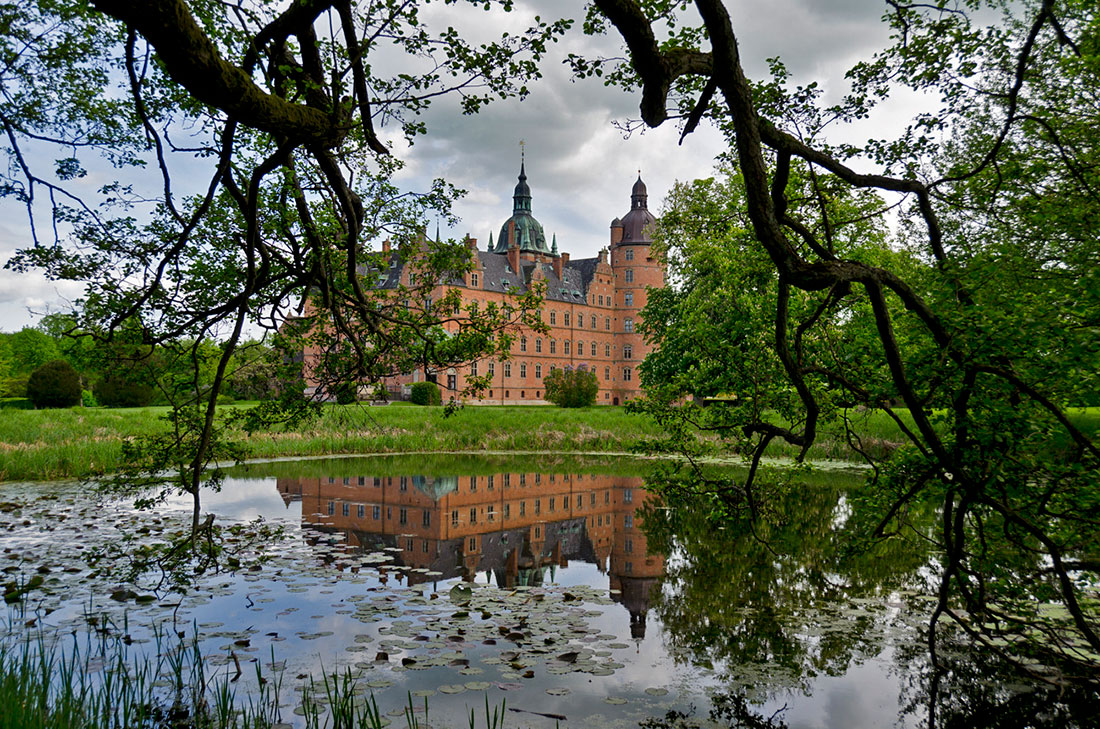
xmin=0 ymin=0 xmax=916 ymax=332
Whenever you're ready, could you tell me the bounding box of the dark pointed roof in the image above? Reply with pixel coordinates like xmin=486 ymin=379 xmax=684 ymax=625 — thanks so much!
xmin=619 ymin=175 xmax=655 ymax=244
xmin=492 ymin=160 xmax=552 ymax=255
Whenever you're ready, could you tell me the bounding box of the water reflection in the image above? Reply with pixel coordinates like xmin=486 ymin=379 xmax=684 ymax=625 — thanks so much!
xmin=276 ymin=468 xmax=664 ymax=639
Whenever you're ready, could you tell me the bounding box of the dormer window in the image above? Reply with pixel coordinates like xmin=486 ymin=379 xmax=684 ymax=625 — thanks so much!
xmin=471 ymin=272 xmax=479 ymax=288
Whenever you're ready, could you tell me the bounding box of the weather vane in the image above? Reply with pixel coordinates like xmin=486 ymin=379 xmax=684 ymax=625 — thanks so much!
xmin=520 ymin=139 xmax=526 ymax=162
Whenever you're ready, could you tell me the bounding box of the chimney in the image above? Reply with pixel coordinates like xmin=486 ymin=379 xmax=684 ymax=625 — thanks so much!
xmin=561 ymin=252 xmax=570 ymax=267
xmin=599 ymin=248 xmax=608 ymax=265
xmin=552 ymin=255 xmax=562 ymax=280
xmin=382 ymin=238 xmax=391 ymax=253
xmin=507 ymin=239 xmax=520 ymax=275
xmin=465 ymin=235 xmax=478 ymax=250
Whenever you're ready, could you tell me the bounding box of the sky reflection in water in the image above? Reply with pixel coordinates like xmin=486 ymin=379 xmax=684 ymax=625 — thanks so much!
xmin=3 ymin=455 xmax=929 ymax=728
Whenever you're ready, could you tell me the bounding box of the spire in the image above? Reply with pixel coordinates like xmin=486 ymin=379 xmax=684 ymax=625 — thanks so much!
xmin=631 ymin=174 xmax=648 ymax=210
xmin=551 ymin=234 xmax=558 ymax=256
xmin=435 ymin=221 xmax=441 ymax=243
xmin=513 ymin=146 xmax=531 ymax=213
xmin=488 ymin=231 xmax=494 ymax=251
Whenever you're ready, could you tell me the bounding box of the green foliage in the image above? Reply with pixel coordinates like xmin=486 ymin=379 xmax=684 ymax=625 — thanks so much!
xmin=81 ymin=389 xmax=97 ymax=407
xmin=4 ymin=329 xmax=61 ymax=377
xmin=94 ymin=376 xmax=155 ymax=408
xmin=0 ymin=398 xmax=32 ymax=410
xmin=26 ymin=359 xmax=81 ymax=409
xmin=333 ymin=381 xmax=359 ymax=405
xmin=410 ymin=381 xmax=442 ymax=406
xmin=543 ymin=366 xmax=599 ymax=408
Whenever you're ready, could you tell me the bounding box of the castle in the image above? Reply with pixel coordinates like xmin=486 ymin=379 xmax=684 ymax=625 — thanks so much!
xmin=376 ymin=161 xmax=665 ymax=405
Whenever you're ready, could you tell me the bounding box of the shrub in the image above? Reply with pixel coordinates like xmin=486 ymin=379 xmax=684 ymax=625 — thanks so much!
xmin=0 ymin=397 xmax=33 ymax=410
xmin=95 ymin=376 xmax=155 ymax=408
xmin=332 ymin=381 xmax=358 ymax=405
xmin=543 ymin=367 xmax=599 ymax=408
xmin=410 ymin=381 xmax=441 ymax=406
xmin=81 ymin=389 xmax=98 ymax=408
xmin=1 ymin=377 xmax=28 ymax=398
xmin=26 ymin=359 xmax=82 ymax=408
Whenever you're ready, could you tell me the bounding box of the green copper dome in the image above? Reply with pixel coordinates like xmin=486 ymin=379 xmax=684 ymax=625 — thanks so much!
xmin=492 ymin=161 xmax=552 ymax=255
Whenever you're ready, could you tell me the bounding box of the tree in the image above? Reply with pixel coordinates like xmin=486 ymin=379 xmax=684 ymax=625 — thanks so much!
xmin=584 ymin=0 xmax=1099 ymax=690
xmin=1 ymin=0 xmax=566 ymax=581
xmin=543 ymin=366 xmax=598 ymax=408
xmin=410 ymin=381 xmax=442 ymax=406
xmin=27 ymin=359 xmax=82 ymax=408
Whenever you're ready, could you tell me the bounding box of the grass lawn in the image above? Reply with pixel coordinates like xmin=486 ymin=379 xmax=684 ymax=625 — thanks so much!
xmin=2 ymin=402 xmax=1095 ymax=483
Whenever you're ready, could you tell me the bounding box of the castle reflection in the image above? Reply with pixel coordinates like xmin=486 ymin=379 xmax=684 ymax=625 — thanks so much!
xmin=277 ymin=470 xmax=664 ymax=638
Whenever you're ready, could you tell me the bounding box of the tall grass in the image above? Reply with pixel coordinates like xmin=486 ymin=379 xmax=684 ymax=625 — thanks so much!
xmin=0 ymin=621 xmax=516 ymax=729
xmin=3 ymin=402 xmax=1097 ymax=483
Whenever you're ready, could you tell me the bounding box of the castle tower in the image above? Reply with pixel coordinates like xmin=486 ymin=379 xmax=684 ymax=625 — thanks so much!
xmin=610 ymin=175 xmax=663 ymax=404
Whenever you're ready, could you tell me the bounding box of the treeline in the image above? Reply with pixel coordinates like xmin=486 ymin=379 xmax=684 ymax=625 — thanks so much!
xmin=0 ymin=314 xmax=288 ymax=409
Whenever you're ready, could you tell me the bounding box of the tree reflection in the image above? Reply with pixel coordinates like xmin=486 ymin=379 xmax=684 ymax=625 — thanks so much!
xmin=641 ymin=465 xmax=930 ymax=693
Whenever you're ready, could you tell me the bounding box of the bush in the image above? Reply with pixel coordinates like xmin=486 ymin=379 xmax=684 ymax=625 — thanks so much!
xmin=95 ymin=376 xmax=155 ymax=408
xmin=81 ymin=389 xmax=98 ymax=408
xmin=26 ymin=359 xmax=82 ymax=408
xmin=410 ymin=381 xmax=441 ymax=406
xmin=543 ymin=367 xmax=599 ymax=408
xmin=1 ymin=377 xmax=28 ymax=398
xmin=0 ymin=397 xmax=33 ymax=410
xmin=333 ymin=381 xmax=358 ymax=405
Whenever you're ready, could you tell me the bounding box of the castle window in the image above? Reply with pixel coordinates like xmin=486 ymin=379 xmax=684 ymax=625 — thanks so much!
xmin=535 ymin=338 xmax=542 ymax=353
xmin=488 ymin=362 xmax=495 ymax=375
xmin=623 ymin=367 xmax=632 ymax=381
xmin=471 ymin=272 xmax=478 ymax=287
xmin=598 ymin=295 xmax=604 ymax=306
xmin=422 ymin=510 xmax=431 ymax=527
xmin=591 ymin=314 xmax=597 ymax=328
xmin=358 ymin=504 xmax=365 ymax=518
xmin=624 ymin=292 xmax=634 ymax=307
xmin=342 ymin=502 xmax=349 ymax=517
xmin=470 ymin=362 xmax=478 ymax=376
xmin=488 ymin=504 xmax=495 ymax=521
xmin=489 ymin=474 xmax=494 ymax=489
xmin=520 ymin=363 xmax=527 ymax=378
xmin=470 ymin=508 xmax=477 ymax=525
xmin=470 ymin=476 xmax=477 ymax=492
xmin=590 ymin=341 xmax=597 ymax=356
xmin=624 ymin=345 xmax=633 ymax=359
xmin=373 ymin=505 xmax=381 ymax=520
xmin=550 ymin=340 xmax=556 ymax=354
xmin=504 ymin=362 xmax=511 ymax=378
xmin=550 ymin=311 xmax=557 ymax=325
xmin=452 ymin=509 xmax=459 ymax=526
xmin=447 ymin=374 xmax=456 ymax=390
xmin=564 ymin=341 xmax=570 ymax=355
xmin=625 ymin=269 xmax=634 ymax=283
xmin=605 ymin=343 xmax=611 ymax=357
xmin=577 ymin=340 xmax=583 ymax=354
xmin=520 ymin=337 xmax=527 ymax=352
xmin=399 ymin=508 xmax=407 ymax=525
xmin=625 ymin=249 xmax=634 ymax=261
xmin=408 ymin=272 xmax=416 ymax=286
xmin=577 ymin=316 xmax=583 ymax=328
xmin=535 ymin=364 xmax=542 ymax=379
xmin=605 ymin=366 xmax=610 ymax=380
xmin=564 ymin=312 xmax=571 ymax=326
xmin=624 ymin=318 xmax=634 ymax=333
xmin=605 ymin=317 xmax=611 ymax=330
xmin=400 ymin=476 xmax=407 ymax=491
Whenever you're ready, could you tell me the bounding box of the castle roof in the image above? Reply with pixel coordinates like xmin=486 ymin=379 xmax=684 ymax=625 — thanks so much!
xmin=619 ymin=175 xmax=655 ymax=244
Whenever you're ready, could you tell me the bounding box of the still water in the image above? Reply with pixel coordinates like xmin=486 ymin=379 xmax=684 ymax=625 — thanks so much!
xmin=1 ymin=454 xmax=1087 ymax=727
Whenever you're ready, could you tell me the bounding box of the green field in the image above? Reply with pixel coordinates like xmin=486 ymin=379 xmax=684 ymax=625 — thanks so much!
xmin=2 ymin=402 xmax=1096 ymax=483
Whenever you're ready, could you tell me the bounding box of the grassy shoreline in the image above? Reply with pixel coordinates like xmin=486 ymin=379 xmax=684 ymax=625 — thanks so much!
xmin=3 ymin=402 xmax=1096 ymax=483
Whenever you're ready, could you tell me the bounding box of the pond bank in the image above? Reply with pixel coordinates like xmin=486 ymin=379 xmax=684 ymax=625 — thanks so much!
xmin=8 ymin=402 xmax=1093 ymax=483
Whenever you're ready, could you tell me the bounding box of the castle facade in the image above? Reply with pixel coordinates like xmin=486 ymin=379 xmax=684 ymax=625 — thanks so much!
xmin=378 ymin=162 xmax=665 ymax=405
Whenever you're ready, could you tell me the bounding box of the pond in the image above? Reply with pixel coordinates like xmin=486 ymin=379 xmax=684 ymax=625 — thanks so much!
xmin=1 ymin=454 xmax=1095 ymax=728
